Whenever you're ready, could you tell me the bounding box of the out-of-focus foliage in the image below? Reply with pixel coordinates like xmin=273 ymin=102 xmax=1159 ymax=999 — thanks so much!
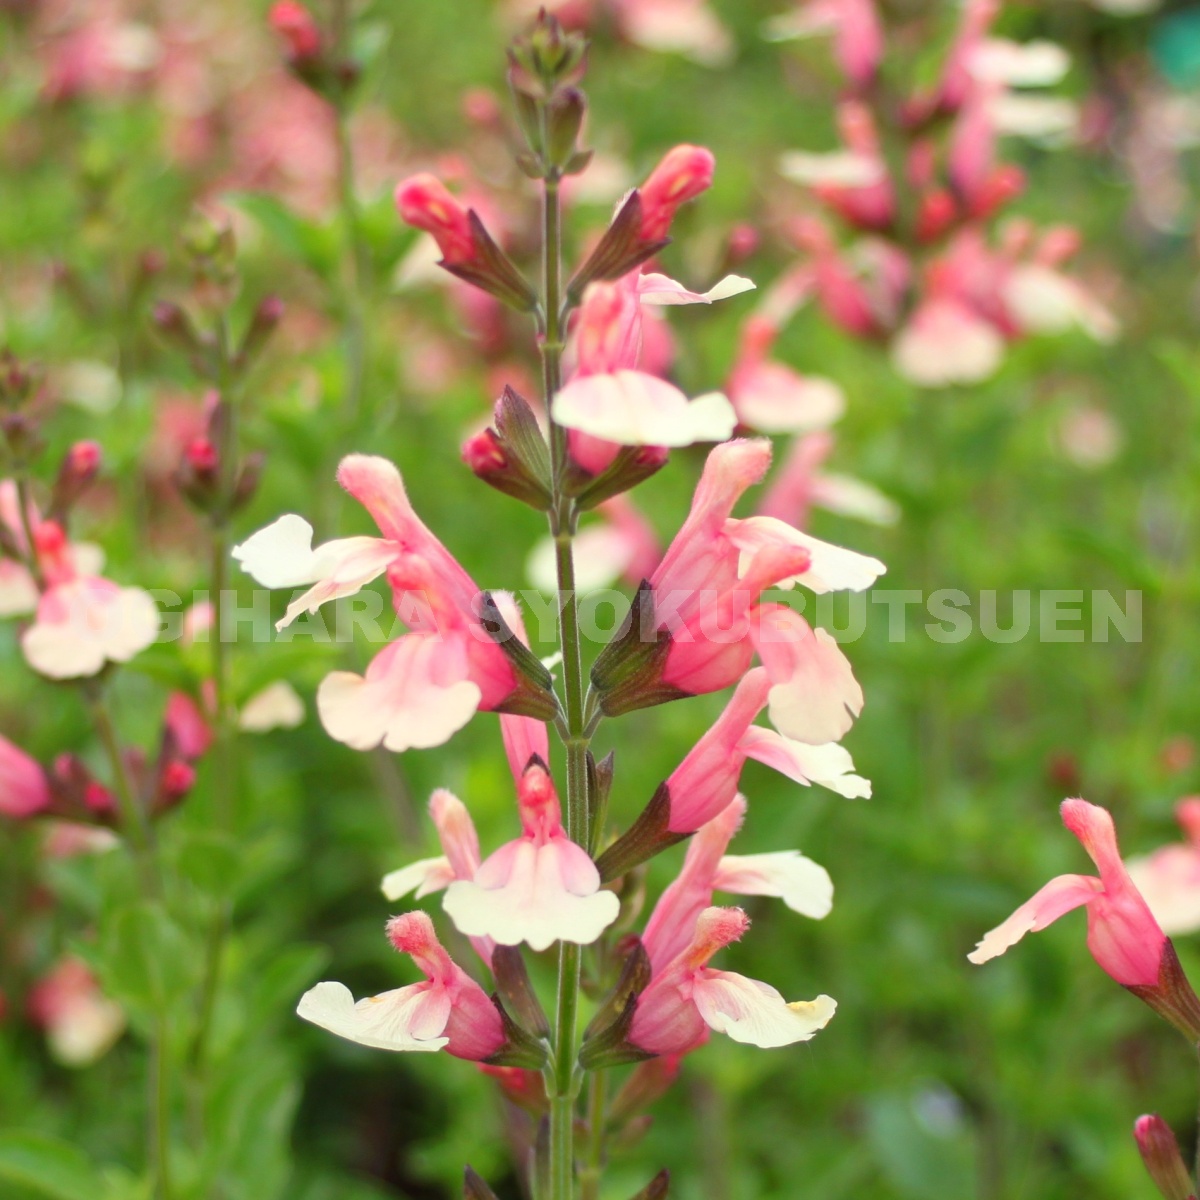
xmin=1 ymin=1 xmax=1199 ymax=1198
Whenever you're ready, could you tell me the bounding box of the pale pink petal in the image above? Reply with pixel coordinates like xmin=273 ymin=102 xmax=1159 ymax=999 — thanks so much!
xmin=552 ymin=371 xmax=737 ymax=447
xmin=637 ymin=272 xmax=756 ymax=306
xmin=692 ymin=970 xmax=837 ymax=1047
xmin=891 ymin=301 xmax=1004 ymax=387
xmin=617 ymin=0 xmax=734 ymax=65
xmin=0 ymin=560 xmax=38 ymax=617
xmin=238 ymin=681 xmax=305 ymax=732
xmin=279 ymin=537 xmax=398 ymax=629
xmin=296 ymin=980 xmax=450 ymax=1052
xmin=967 ymin=873 xmax=1101 ymax=964
xmin=729 ymin=515 xmax=886 ymax=593
xmin=316 ymin=634 xmax=481 ymax=752
xmin=232 ymin=514 xmax=319 ymax=588
xmin=968 ymin=38 xmax=1070 ymax=87
xmin=1003 ymin=265 xmax=1118 ymax=342
xmin=808 ymin=473 xmax=900 ymax=526
xmin=779 ymin=150 xmax=886 ymax=188
xmin=1126 ymin=847 xmax=1200 ymax=937
xmin=989 ymin=95 xmax=1078 ymax=140
xmin=730 ymin=363 xmax=846 ymax=435
xmin=713 ymin=851 xmax=834 ymax=919
xmin=443 ymin=837 xmax=619 ymax=952
xmin=380 ymin=856 xmax=456 ymax=901
xmin=740 ymin=727 xmax=872 ymax=799
xmin=750 ymin=607 xmax=864 ymax=744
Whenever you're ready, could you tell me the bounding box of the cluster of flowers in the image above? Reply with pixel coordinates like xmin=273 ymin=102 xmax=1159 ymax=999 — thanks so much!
xmin=227 ymin=12 xmax=889 ymax=1190
xmin=774 ymin=0 xmax=1118 ymax=387
xmin=972 ymin=798 xmax=1200 ymax=1200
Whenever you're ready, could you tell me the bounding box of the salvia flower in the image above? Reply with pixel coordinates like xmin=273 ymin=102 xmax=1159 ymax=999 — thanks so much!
xmin=1125 ymin=798 xmax=1200 ymax=936
xmin=297 ymin=911 xmax=505 ymax=1059
xmin=233 ymin=454 xmax=525 ymax=753
xmin=0 ymin=733 xmax=52 ymax=818
xmin=27 ymin=957 xmax=125 ymax=1068
xmin=443 ymin=759 xmax=619 ymax=951
xmin=628 ymin=906 xmax=836 ymax=1054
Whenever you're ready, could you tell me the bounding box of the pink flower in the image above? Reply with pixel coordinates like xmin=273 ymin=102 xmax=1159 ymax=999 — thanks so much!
xmin=394 ymin=175 xmax=477 ymax=266
xmin=554 ymin=272 xmax=750 ymax=460
xmin=727 ymin=314 xmax=845 ymax=434
xmin=27 ymin=957 xmax=125 ymax=1067
xmin=759 ymin=432 xmax=899 ymax=529
xmin=663 ymin=668 xmax=870 ymax=835
xmin=269 ymin=1 xmax=322 ymax=62
xmin=0 ymin=734 xmax=52 ymax=819
xmin=297 ymin=911 xmax=504 ymax=1059
xmin=164 ymin=692 xmax=212 ymax=760
xmin=233 ymin=454 xmax=523 ymax=753
xmin=638 ymin=145 xmax=715 ymax=241
xmin=1125 ymin=799 xmax=1200 ymax=937
xmin=629 ymin=907 xmax=836 ymax=1054
xmin=969 ymin=799 xmax=1167 ymax=988
xmin=642 ymin=795 xmax=834 ymax=971
xmin=644 ymin=439 xmax=884 ymax=700
xmin=443 ymin=760 xmax=619 ymax=951
xmin=382 ymin=788 xmax=495 ymax=967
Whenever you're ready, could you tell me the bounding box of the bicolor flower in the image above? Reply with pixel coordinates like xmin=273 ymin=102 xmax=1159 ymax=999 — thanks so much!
xmin=19 ymin=519 xmax=158 ymax=681
xmin=381 ymin=787 xmax=494 ymax=967
xmin=297 ymin=911 xmax=505 ymax=1059
xmin=663 ymin=668 xmax=869 ymax=835
xmin=554 ymin=271 xmax=750 ymax=464
xmin=968 ymin=799 xmax=1167 ymax=988
xmin=628 ymin=906 xmax=836 ymax=1055
xmin=759 ymin=432 xmax=899 ymax=529
xmin=27 ymin=957 xmax=125 ymax=1068
xmin=1126 ymin=799 xmax=1200 ymax=937
xmin=643 ymin=438 xmax=884 ymax=699
xmin=642 ymin=795 xmax=834 ymax=971
xmin=0 ymin=734 xmax=52 ymax=819
xmin=443 ymin=760 xmax=619 ymax=952
xmin=233 ymin=454 xmax=522 ymax=753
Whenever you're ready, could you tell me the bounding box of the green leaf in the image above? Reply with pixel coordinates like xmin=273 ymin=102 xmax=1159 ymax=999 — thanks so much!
xmin=0 ymin=1133 xmax=107 ymax=1200
xmin=99 ymin=901 xmax=196 ymax=1013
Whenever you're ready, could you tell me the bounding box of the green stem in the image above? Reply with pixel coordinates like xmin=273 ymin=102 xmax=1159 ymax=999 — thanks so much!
xmin=150 ymin=1013 xmax=173 ymax=1200
xmin=542 ymin=169 xmax=587 ymax=1200
xmin=578 ymin=1070 xmax=608 ymax=1200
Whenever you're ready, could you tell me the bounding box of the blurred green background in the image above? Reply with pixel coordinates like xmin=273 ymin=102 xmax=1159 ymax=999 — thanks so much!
xmin=3 ymin=1 xmax=1200 ymax=1197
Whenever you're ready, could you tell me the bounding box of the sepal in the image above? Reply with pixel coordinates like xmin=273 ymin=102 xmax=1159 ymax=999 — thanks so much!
xmin=587 ymin=750 xmax=615 ymax=855
xmin=579 ymin=939 xmax=655 ymax=1070
xmin=483 ymin=993 xmax=551 ymax=1070
xmin=595 ymin=783 xmax=687 ymax=883
xmin=1134 ymin=1115 xmax=1197 ymax=1200
xmin=478 ymin=592 xmax=562 ymax=722
xmin=441 ymin=212 xmax=539 ymax=313
xmin=1125 ymin=939 xmax=1200 ymax=1044
xmin=629 ymin=1172 xmax=670 ymax=1200
xmin=570 ymin=445 xmax=668 ymax=509
xmin=463 ymin=1166 xmax=502 ymax=1200
xmin=590 ymin=583 xmax=688 ymax=718
xmin=491 ymin=945 xmax=550 ymax=1037
xmin=568 ymin=192 xmax=668 ymax=305
xmin=463 ymin=386 xmax=552 ymax=510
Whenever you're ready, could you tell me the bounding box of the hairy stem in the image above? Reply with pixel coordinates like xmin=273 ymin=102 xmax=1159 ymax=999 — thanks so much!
xmin=578 ymin=1070 xmax=608 ymax=1200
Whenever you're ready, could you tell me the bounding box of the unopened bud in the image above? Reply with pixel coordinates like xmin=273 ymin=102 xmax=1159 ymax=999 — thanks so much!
xmin=395 ymin=175 xmax=476 ymax=265
xmin=639 ymin=145 xmax=714 ymax=241
xmin=727 ymin=223 xmax=760 ymax=265
xmin=0 ymin=350 xmax=34 ymax=409
xmin=545 ymin=87 xmax=589 ymax=175
xmin=232 ymin=451 xmax=265 ymax=513
xmin=176 ymin=437 xmax=221 ymax=511
xmin=572 ymin=444 xmax=668 ymax=510
xmin=237 ymin=293 xmax=285 ymax=369
xmin=916 ymin=190 xmax=958 ymax=243
xmin=1 ymin=411 xmax=43 ymax=463
xmin=1134 ymin=1116 xmax=1197 ymax=1200
xmin=507 ymin=10 xmax=587 ymax=100
xmin=463 ymin=387 xmax=552 ymax=510
xmin=49 ymin=441 xmax=101 ymax=520
xmin=269 ymin=0 xmax=322 ymax=62
xmin=966 ymin=164 xmax=1025 ymax=220
xmin=156 ymin=759 xmax=196 ymax=809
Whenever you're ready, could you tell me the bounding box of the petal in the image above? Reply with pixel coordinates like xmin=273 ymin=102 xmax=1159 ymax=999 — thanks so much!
xmin=552 ymin=371 xmax=737 ymax=447
xmin=278 ymin=537 xmax=398 ymax=629
xmin=637 ymin=272 xmax=756 ymax=305
xmin=968 ymin=38 xmax=1070 ymax=87
xmin=967 ymin=873 xmax=1101 ymax=964
xmin=316 ymin=635 xmax=482 ymax=752
xmin=730 ymin=516 xmax=886 ymax=593
xmin=713 ymin=850 xmax=834 ymax=919
xmin=296 ymin=980 xmax=449 ymax=1052
xmin=381 ymin=856 xmax=456 ymax=901
xmin=0 ymin=560 xmax=38 ymax=617
xmin=808 ymin=473 xmax=900 ymax=526
xmin=443 ymin=838 xmax=620 ymax=952
xmin=740 ymin=727 xmax=872 ymax=799
xmin=232 ymin=514 xmax=318 ymax=588
xmin=779 ymin=150 xmax=886 ymax=188
xmin=238 ymin=681 xmax=305 ymax=732
xmin=891 ymin=301 xmax=1005 ymax=388
xmin=100 ymin=586 xmax=160 ymax=663
xmin=1125 ymin=847 xmax=1200 ymax=937
xmin=692 ymin=970 xmax=837 ymax=1047
xmin=731 ymin=363 xmax=846 ymax=435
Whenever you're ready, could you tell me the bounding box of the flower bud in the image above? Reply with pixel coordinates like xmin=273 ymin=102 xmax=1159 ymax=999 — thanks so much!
xmin=545 ymin=86 xmax=589 ymax=175
xmin=237 ymin=294 xmax=285 ymax=369
xmin=49 ymin=440 xmax=101 ymax=519
xmin=0 ymin=350 xmax=34 ymax=409
xmin=156 ymin=760 xmax=197 ymax=810
xmin=639 ymin=145 xmax=715 ymax=241
xmin=395 ymin=175 xmax=476 ymax=265
xmin=1 ymin=411 xmax=43 ymax=464
xmin=269 ymin=1 xmax=322 ymax=63
xmin=1134 ymin=1116 xmax=1197 ymax=1200
xmin=176 ymin=436 xmax=221 ymax=511
xmin=507 ymin=10 xmax=587 ymax=100
xmin=0 ymin=735 xmax=51 ymax=819
xmin=463 ymin=387 xmax=552 ymax=510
